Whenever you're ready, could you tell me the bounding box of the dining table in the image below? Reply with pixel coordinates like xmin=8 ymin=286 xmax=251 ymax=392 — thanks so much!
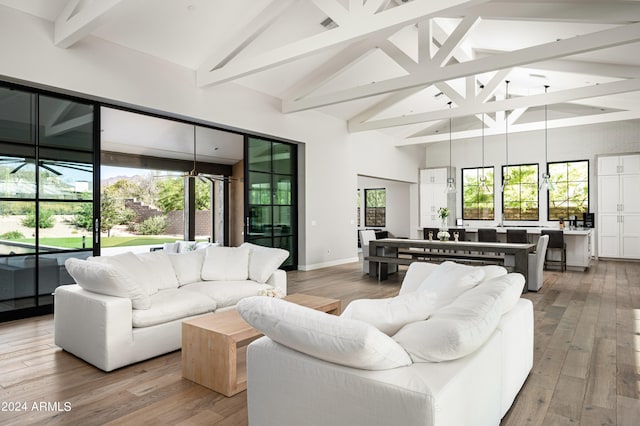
xmin=368 ymin=238 xmax=536 ymax=292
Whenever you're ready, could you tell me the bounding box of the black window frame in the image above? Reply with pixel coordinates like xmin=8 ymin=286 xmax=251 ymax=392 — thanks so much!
xmin=501 ymin=163 xmax=540 ymax=221
xmin=546 ymin=159 xmax=589 ymax=221
xmin=461 ymin=166 xmax=495 ymax=220
xmin=364 ymin=188 xmax=386 ymax=227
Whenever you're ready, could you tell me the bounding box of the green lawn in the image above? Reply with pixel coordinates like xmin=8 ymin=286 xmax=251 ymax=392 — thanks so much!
xmin=13 ymin=236 xmax=179 ymax=249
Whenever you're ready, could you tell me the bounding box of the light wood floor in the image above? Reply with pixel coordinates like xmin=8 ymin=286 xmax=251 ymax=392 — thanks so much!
xmin=0 ymin=260 xmax=638 ymax=425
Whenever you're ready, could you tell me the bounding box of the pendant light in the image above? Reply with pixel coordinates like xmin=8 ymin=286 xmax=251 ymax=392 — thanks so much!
xmin=478 ymin=85 xmax=490 ymax=193
xmin=501 ymin=80 xmax=510 ymax=193
xmin=446 ymin=101 xmax=457 ymax=193
xmin=539 ymin=85 xmax=555 ymax=191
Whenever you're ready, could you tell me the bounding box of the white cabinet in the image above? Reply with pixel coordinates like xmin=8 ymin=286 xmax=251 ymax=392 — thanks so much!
xmin=420 ymin=168 xmax=454 ymax=228
xmin=597 ymin=154 xmax=640 ymax=259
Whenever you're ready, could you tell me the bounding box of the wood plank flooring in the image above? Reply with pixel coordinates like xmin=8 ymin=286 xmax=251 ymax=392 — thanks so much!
xmin=0 ymin=260 xmax=638 ymax=425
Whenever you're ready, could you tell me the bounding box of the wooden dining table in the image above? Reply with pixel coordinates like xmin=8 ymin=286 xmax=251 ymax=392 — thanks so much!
xmin=368 ymin=238 xmax=536 ymax=292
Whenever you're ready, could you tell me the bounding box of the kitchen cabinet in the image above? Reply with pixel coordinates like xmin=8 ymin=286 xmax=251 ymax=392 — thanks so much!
xmin=597 ymin=154 xmax=640 ymax=259
xmin=419 ymin=168 xmax=455 ymax=229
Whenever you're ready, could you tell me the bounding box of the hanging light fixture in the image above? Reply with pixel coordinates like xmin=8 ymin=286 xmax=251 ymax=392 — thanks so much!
xmin=501 ymin=80 xmax=510 ymax=193
xmin=478 ymin=85 xmax=490 ymax=193
xmin=446 ymin=101 xmax=457 ymax=193
xmin=539 ymin=85 xmax=555 ymax=191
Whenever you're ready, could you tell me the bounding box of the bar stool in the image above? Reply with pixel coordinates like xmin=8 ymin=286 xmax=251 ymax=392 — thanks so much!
xmin=506 ymin=229 xmax=528 ymax=243
xmin=448 ymin=228 xmax=467 ymax=242
xmin=541 ymin=229 xmax=566 ymax=272
xmin=423 ymin=228 xmax=440 ymax=240
xmin=478 ymin=228 xmax=498 ymax=242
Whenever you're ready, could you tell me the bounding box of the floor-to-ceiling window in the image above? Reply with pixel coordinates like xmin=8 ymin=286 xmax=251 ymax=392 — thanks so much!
xmin=0 ymin=85 xmax=97 ymax=321
xmin=245 ymin=137 xmax=297 ymax=268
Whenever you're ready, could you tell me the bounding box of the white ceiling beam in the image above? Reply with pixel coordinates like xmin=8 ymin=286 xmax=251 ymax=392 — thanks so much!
xmin=282 ymin=30 xmax=396 ymax=101
xmin=54 ymin=0 xmax=127 ymax=48
xmin=417 ymin=20 xmax=432 ymax=64
xmin=285 ymin=22 xmax=640 ymax=112
xmin=198 ymin=0 xmax=491 ymax=88
xmin=198 ymin=0 xmax=295 ymax=77
xmin=312 ymin=0 xmax=353 ymax=26
xmin=348 ymin=87 xmax=426 ymax=126
xmin=351 ymin=78 xmax=640 ymax=131
xmin=363 ymin=0 xmax=391 ymax=15
xmin=379 ymin=39 xmax=418 ymax=72
xmin=431 ymin=15 xmax=481 ymax=67
xmin=477 ymin=69 xmax=512 ymax=103
xmin=397 ymin=110 xmax=640 ymax=146
xmin=434 ymin=82 xmax=465 ymax=106
xmin=507 ymin=107 xmax=528 ymax=125
xmin=465 ymin=1 xmax=640 ymax=24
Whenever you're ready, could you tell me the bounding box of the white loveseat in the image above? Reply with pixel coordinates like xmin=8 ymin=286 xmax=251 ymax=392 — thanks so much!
xmin=54 ymin=243 xmax=288 ymax=372
xmin=240 ymin=261 xmax=533 ymax=426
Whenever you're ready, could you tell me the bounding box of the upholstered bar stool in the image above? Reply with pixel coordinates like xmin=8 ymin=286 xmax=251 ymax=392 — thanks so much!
xmin=478 ymin=228 xmax=498 ymax=242
xmin=506 ymin=229 xmax=529 ymax=243
xmin=541 ymin=229 xmax=566 ymax=272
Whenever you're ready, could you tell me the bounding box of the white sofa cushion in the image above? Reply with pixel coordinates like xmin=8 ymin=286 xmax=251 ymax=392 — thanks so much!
xmin=89 ymin=252 xmax=160 ymax=296
xmin=168 ymin=250 xmax=206 ymax=286
xmin=341 ymin=291 xmax=440 ymax=336
xmin=135 ymin=251 xmax=180 ymax=290
xmin=201 ymin=246 xmax=250 ymax=281
xmin=479 ymin=273 xmax=525 ymax=315
xmin=64 ymin=258 xmax=151 ymax=310
xmin=237 ymin=296 xmax=412 ymax=370
xmin=416 ymin=261 xmax=485 ymax=305
xmin=131 ymin=289 xmax=215 ymax=328
xmin=163 ymin=242 xmax=180 ymax=253
xmin=182 ymin=280 xmax=273 ymax=308
xmin=241 ymin=242 xmax=289 ymax=283
xmin=393 ymin=273 xmax=510 ymax=362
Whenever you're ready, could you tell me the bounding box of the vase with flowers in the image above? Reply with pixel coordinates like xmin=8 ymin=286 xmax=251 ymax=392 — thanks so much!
xmin=437 ymin=207 xmax=450 ymax=241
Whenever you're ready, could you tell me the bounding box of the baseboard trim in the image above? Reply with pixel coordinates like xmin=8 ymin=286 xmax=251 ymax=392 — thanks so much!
xmin=298 ymin=257 xmax=359 ymax=271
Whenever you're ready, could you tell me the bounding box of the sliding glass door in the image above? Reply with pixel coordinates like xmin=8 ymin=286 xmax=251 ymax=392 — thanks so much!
xmin=245 ymin=137 xmax=297 ymax=269
xmin=0 ymin=84 xmax=98 ymax=321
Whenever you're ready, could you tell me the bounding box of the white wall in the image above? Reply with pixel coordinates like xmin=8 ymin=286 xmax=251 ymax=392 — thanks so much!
xmin=357 ymin=176 xmax=411 ymax=239
xmin=425 ymin=120 xmax=640 ymax=227
xmin=0 ymin=8 xmax=423 ymax=270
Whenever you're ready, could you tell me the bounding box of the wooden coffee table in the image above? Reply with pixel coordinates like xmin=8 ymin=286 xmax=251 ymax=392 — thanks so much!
xmin=181 ymin=293 xmax=341 ymax=396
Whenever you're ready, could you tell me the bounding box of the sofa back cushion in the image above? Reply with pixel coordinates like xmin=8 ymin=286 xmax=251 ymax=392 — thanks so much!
xmin=168 ymin=250 xmax=206 ymax=286
xmin=241 ymin=242 xmax=289 ymax=283
xmin=416 ymin=261 xmax=486 ymax=305
xmin=65 ymin=258 xmax=151 ymax=310
xmin=392 ymin=273 xmax=520 ymax=362
xmin=89 ymin=252 xmax=160 ymax=295
xmin=237 ymin=296 xmax=412 ymax=370
xmin=341 ymin=291 xmax=441 ymax=336
xmin=135 ymin=251 xmax=180 ymax=290
xmin=201 ymin=246 xmax=250 ymax=281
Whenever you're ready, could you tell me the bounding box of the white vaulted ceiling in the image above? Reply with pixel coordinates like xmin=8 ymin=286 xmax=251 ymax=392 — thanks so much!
xmin=3 ymin=0 xmax=640 ymax=150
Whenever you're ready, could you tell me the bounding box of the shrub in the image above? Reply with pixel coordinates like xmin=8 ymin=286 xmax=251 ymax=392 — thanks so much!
xmin=137 ymin=215 xmax=167 ymax=235
xmin=0 ymin=231 xmax=25 ymax=240
xmin=22 ymin=208 xmax=55 ymax=228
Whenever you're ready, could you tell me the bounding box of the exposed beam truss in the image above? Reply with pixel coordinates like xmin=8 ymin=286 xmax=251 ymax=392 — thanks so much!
xmin=54 ymin=0 xmax=128 ymax=48
xmin=196 ymin=0 xmax=490 ymax=88
xmin=287 ymin=21 xmax=640 ymax=113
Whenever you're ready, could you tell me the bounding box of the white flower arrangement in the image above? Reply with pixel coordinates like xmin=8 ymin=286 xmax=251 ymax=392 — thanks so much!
xmin=437 ymin=230 xmax=450 ymax=241
xmin=258 ymin=288 xmax=284 ymax=298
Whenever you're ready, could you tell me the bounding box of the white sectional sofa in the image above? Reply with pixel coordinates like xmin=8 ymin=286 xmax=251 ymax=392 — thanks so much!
xmin=54 ymin=243 xmax=288 ymax=372
xmin=240 ymin=261 xmax=533 ymax=426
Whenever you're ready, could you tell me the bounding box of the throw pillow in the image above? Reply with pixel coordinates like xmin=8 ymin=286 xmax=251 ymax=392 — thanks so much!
xmin=201 ymin=246 xmax=250 ymax=281
xmin=65 ymin=258 xmax=151 ymax=310
xmin=237 ymin=296 xmax=412 ymax=370
xmin=416 ymin=261 xmax=485 ymax=305
xmin=89 ymin=252 xmax=159 ymax=296
xmin=162 ymin=242 xmax=180 ymax=253
xmin=393 ymin=277 xmax=504 ymax=362
xmin=341 ymin=291 xmax=440 ymax=335
xmin=168 ymin=250 xmax=206 ymax=286
xmin=135 ymin=251 xmax=180 ymax=290
xmin=240 ymin=242 xmax=289 ymax=283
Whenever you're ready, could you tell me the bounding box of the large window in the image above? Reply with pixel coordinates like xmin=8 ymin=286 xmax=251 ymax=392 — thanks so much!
xmin=462 ymin=167 xmax=494 ymax=220
xmin=547 ymin=160 xmax=589 ymax=220
xmin=502 ymin=164 xmax=539 ymax=220
xmin=365 ymin=188 xmax=386 ymax=227
xmin=0 ymin=85 xmax=97 ymax=321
